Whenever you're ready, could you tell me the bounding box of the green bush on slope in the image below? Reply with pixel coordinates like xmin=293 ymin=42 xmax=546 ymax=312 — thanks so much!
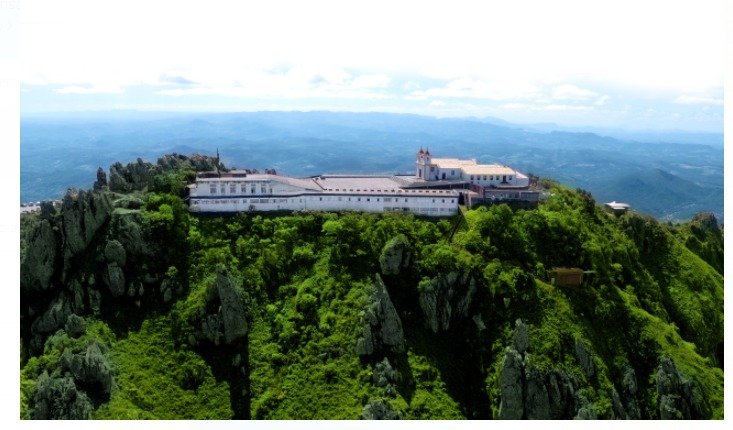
xmin=20 ymin=159 xmax=723 ymax=420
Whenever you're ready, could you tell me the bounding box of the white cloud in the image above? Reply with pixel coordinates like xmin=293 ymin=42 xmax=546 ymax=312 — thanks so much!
xmin=411 ymin=78 xmax=540 ymax=101
xmin=55 ymin=85 xmax=123 ymax=94
xmin=674 ymin=96 xmax=723 ymax=106
xmin=20 ymin=0 xmax=724 ymax=94
xmin=552 ymin=84 xmax=598 ymax=101
xmin=540 ymin=104 xmax=593 ymax=112
xmin=156 ymin=69 xmax=392 ymax=100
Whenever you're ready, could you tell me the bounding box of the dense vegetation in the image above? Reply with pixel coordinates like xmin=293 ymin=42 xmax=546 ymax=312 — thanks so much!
xmin=20 ymin=154 xmax=723 ymax=419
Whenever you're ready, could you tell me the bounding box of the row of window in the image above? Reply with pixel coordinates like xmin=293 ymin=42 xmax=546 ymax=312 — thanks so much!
xmin=194 ymin=196 xmax=457 ymax=206
xmin=469 ymin=175 xmax=512 ymax=181
xmin=208 ymin=182 xmax=273 ymax=195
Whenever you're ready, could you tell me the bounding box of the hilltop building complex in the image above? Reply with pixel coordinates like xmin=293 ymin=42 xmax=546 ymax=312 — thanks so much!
xmin=187 ymin=149 xmax=539 ymax=216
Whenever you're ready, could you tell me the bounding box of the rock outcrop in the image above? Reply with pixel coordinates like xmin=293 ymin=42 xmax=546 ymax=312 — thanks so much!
xmin=656 ymin=356 xmax=706 ymax=419
xmin=573 ymin=338 xmax=596 ymax=380
xmin=372 ymin=357 xmax=399 ymax=397
xmin=31 ymin=373 xmax=93 ymax=420
xmin=379 ymin=235 xmax=412 ymax=276
xmin=60 ymin=189 xmax=113 ymax=278
xmin=188 ymin=270 xmax=251 ymax=347
xmin=93 ymin=167 xmax=107 ymax=191
xmin=362 ymin=399 xmax=402 ymax=420
xmin=30 ymin=293 xmax=73 ymax=352
xmin=498 ymin=347 xmax=583 ymax=419
xmin=20 ymin=218 xmax=57 ymax=294
xmin=498 ymin=320 xmax=591 ymax=420
xmin=418 ymin=271 xmax=479 ymax=333
xmin=60 ymin=342 xmax=113 ymax=398
xmin=356 ymin=275 xmax=406 ymax=358
xmin=64 ymin=314 xmax=86 ymax=338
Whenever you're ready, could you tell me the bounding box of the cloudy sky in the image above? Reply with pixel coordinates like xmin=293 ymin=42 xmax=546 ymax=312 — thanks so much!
xmin=18 ymin=0 xmax=725 ymax=131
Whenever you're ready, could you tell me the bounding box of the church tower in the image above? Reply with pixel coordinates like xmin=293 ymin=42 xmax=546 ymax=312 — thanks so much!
xmin=415 ymin=148 xmax=432 ymax=180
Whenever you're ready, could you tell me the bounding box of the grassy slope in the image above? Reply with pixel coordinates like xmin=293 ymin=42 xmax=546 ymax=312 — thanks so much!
xmin=21 ymin=184 xmax=723 ymax=420
xmin=94 ymin=316 xmax=232 ymax=419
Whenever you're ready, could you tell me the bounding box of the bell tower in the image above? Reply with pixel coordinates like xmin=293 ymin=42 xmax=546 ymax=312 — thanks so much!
xmin=415 ymin=148 xmax=426 ymax=179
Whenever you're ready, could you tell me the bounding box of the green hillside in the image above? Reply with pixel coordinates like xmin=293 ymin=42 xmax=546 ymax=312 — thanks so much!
xmin=20 ymin=155 xmax=723 ymax=420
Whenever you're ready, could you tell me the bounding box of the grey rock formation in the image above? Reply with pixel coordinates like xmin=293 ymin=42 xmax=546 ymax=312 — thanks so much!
xmin=513 ymin=319 xmax=529 ymax=355
xmin=524 ymin=366 xmax=551 ymax=419
xmin=362 ymin=399 xmax=401 ymax=420
xmin=498 ymin=342 xmax=582 ymax=420
xmin=372 ymin=357 xmax=399 ymax=397
xmin=60 ymin=189 xmax=113 ymax=278
xmin=88 ymin=289 xmax=102 ymax=316
xmin=356 ymin=275 xmax=406 ymax=357
xmin=418 ymin=271 xmax=478 ymax=333
xmin=93 ymin=167 xmax=107 ymax=191
xmin=190 ymin=270 xmax=250 ymax=346
xmin=20 ymin=219 xmax=57 ymax=294
xmin=31 ymin=293 xmax=72 ymax=338
xmin=60 ymin=342 xmax=113 ymax=398
xmin=217 ymin=272 xmax=249 ymax=344
xmin=573 ymin=338 xmax=595 ymax=380
xmin=574 ymin=391 xmax=598 ymax=419
xmin=111 ymin=211 xmax=144 ymax=257
xmin=379 ymin=234 xmax=412 ymax=275
xmin=498 ymin=348 xmax=524 ymax=419
xmin=68 ymin=278 xmax=86 ymax=314
xmin=39 ymin=200 xmax=56 ymax=221
xmin=620 ymin=365 xmax=641 ymax=419
xmin=64 ymin=314 xmax=86 ymax=338
xmin=103 ymin=263 xmax=126 ymax=297
xmin=610 ymin=387 xmax=628 ymax=419
xmin=104 ymin=239 xmax=126 ymax=267
xmin=656 ymin=356 xmax=705 ymax=419
xmin=108 ymin=158 xmax=159 ymax=193
xmin=31 ymin=372 xmax=93 ymax=420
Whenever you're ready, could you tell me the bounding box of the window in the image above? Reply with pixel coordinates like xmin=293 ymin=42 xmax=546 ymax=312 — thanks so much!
xmin=261 ymin=185 xmax=266 ymax=193
xmin=366 ymin=198 xmax=370 ymax=202
xmin=483 ymin=176 xmax=487 ymax=181
xmin=230 ymin=184 xmax=236 ymax=193
xmin=319 ymin=197 xmax=322 ymax=201
xmin=442 ymin=199 xmax=445 ymax=203
xmin=451 ymin=170 xmax=455 ymax=175
xmin=357 ymin=198 xmax=361 ymax=201
xmin=470 ymin=175 xmax=474 ymax=180
xmin=220 ymin=185 xmax=225 ymax=193
xmin=490 ymin=175 xmax=493 ymax=180
xmin=251 ymin=186 xmax=256 ymax=194
xmin=210 ymin=185 xmax=217 ymax=194
xmin=509 ymin=176 xmax=513 ymax=180
xmin=384 ymin=197 xmax=392 ymax=202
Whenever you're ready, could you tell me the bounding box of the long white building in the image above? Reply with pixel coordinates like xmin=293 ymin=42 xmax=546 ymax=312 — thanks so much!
xmin=188 ymin=150 xmax=534 ymax=216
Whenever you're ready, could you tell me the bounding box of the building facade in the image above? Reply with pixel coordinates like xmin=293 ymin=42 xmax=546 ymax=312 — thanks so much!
xmin=188 ymin=150 xmax=537 ymax=216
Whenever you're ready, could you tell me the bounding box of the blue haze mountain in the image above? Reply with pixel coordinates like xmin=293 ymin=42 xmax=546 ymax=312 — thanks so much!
xmin=20 ymin=111 xmax=722 ymax=220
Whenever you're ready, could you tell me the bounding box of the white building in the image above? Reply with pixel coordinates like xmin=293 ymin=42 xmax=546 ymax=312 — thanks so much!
xmin=415 ymin=148 xmax=529 ymax=187
xmin=188 ymin=150 xmax=533 ymax=216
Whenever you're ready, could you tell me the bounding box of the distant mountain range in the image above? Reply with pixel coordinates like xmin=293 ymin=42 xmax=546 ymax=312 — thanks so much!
xmin=20 ymin=111 xmax=722 ymax=221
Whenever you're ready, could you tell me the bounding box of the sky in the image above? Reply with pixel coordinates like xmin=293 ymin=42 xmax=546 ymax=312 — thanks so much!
xmin=17 ymin=0 xmax=726 ymax=132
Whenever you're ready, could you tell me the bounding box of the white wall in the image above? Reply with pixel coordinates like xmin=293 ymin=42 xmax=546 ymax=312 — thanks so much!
xmin=190 ymin=193 xmax=458 ymax=217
